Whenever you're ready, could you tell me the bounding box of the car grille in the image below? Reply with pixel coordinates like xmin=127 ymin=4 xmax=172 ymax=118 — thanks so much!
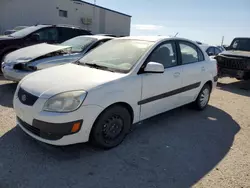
xmin=17 ymin=87 xmax=39 ymax=106
xmin=17 ymin=117 xmax=63 ymax=140
xmin=217 ymin=55 xmax=249 ymax=70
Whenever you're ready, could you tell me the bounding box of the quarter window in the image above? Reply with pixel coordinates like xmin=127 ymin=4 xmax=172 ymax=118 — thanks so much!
xmin=148 ymin=42 xmax=177 ymax=68
xmin=179 ymin=42 xmax=200 ymax=64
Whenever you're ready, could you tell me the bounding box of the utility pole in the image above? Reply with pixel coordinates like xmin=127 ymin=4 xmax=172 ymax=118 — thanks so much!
xmin=221 ymin=36 xmax=224 ymax=46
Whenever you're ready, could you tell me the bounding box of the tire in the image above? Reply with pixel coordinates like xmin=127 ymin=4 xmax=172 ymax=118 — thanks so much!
xmin=194 ymin=84 xmax=211 ymax=110
xmin=90 ymin=105 xmax=132 ymax=149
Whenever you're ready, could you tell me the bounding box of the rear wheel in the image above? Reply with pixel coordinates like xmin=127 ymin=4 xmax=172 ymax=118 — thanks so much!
xmin=194 ymin=84 xmax=211 ymax=110
xmin=90 ymin=105 xmax=131 ymax=149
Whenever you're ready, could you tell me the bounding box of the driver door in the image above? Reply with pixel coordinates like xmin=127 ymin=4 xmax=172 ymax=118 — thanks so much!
xmin=139 ymin=41 xmax=183 ymax=120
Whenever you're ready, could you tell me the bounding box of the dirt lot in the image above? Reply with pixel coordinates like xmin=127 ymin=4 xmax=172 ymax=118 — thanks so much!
xmin=0 ymin=75 xmax=249 ymax=188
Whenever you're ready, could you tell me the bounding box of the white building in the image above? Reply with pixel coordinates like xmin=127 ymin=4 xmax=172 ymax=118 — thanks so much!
xmin=0 ymin=0 xmax=131 ymax=36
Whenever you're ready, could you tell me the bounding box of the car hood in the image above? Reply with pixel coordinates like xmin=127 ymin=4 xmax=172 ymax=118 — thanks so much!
xmin=220 ymin=50 xmax=250 ymax=58
xmin=4 ymin=43 xmax=71 ymax=64
xmin=20 ymin=63 xmax=126 ymax=98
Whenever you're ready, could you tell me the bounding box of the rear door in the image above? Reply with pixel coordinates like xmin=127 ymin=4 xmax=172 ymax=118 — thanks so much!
xmin=177 ymin=41 xmax=206 ymax=104
xmin=139 ymin=41 xmax=183 ymax=120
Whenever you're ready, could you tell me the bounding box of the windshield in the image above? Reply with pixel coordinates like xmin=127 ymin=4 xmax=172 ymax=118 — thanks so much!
xmin=79 ymin=39 xmax=154 ymax=73
xmin=10 ymin=26 xmax=43 ymax=37
xmin=230 ymin=38 xmax=250 ymax=51
xmin=14 ymin=26 xmax=27 ymax=31
xmin=61 ymin=36 xmax=97 ymax=53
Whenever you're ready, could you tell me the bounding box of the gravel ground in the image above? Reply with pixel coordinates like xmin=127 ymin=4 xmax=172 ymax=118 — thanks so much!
xmin=0 ymin=75 xmax=249 ymax=188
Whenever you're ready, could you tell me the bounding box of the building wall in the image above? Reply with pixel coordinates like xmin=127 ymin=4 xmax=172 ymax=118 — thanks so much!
xmin=0 ymin=0 xmax=131 ymax=36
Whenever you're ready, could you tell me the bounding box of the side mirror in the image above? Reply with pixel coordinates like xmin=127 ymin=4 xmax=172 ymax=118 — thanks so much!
xmin=144 ymin=62 xmax=164 ymax=73
xmin=30 ymin=33 xmax=40 ymax=42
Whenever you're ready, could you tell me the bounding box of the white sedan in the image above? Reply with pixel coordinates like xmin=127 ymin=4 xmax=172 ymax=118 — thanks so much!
xmin=14 ymin=36 xmax=218 ymax=149
xmin=2 ymin=35 xmax=113 ymax=82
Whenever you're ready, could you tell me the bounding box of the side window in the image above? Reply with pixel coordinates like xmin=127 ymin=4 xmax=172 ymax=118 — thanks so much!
xmin=58 ymin=27 xmax=77 ymax=42
xmin=78 ymin=30 xmax=91 ymax=35
xmin=179 ymin=42 xmax=200 ymax=64
xmin=33 ymin=28 xmax=58 ymax=43
xmin=206 ymin=47 xmax=215 ymax=56
xmin=148 ymin=42 xmax=177 ymax=68
xmin=214 ymin=47 xmax=221 ymax=55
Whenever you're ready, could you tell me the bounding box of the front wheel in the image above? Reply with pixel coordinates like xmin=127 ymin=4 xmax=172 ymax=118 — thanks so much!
xmin=194 ymin=84 xmax=211 ymax=110
xmin=90 ymin=105 xmax=131 ymax=149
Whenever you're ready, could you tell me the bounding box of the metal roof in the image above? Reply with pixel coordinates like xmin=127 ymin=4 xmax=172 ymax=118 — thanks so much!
xmin=72 ymin=0 xmax=131 ymax=17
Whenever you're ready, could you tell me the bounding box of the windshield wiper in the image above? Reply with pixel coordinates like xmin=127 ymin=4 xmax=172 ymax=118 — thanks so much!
xmin=84 ymin=63 xmax=114 ymax=72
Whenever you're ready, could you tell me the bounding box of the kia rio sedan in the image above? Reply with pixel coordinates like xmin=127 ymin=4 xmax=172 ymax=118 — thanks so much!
xmin=14 ymin=36 xmax=218 ymax=149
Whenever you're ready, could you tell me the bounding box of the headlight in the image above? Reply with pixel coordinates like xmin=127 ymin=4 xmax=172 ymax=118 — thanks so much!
xmin=43 ymin=91 xmax=87 ymax=112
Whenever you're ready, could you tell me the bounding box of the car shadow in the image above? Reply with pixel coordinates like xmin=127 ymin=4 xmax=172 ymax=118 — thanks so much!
xmin=0 ymin=105 xmax=240 ymax=188
xmin=217 ymin=80 xmax=250 ymax=97
xmin=0 ymin=82 xmax=17 ymax=108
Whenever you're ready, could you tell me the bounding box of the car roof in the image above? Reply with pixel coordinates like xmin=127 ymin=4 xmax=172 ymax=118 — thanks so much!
xmin=116 ymin=36 xmax=199 ymax=44
xmin=32 ymin=24 xmax=89 ymax=30
xmin=73 ymin=35 xmax=114 ymax=40
xmin=117 ymin=36 xmax=171 ymax=42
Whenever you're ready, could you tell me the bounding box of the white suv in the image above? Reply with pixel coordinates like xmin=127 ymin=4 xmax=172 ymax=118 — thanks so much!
xmin=14 ymin=36 xmax=218 ymax=149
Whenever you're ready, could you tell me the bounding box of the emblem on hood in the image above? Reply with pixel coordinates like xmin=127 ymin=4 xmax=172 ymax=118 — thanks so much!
xmin=21 ymin=94 xmax=27 ymax=102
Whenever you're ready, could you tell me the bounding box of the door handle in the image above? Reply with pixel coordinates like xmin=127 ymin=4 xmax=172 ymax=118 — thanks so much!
xmin=201 ymin=66 xmax=206 ymax=71
xmin=174 ymin=72 xmax=180 ymax=77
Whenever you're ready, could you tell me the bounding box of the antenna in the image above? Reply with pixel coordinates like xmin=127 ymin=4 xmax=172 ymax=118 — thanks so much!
xmin=174 ymin=32 xmax=179 ymax=37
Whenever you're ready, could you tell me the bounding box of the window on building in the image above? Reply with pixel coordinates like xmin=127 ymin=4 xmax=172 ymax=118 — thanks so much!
xmin=59 ymin=10 xmax=68 ymax=18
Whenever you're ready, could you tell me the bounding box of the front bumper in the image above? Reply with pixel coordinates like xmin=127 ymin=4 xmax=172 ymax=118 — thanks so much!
xmin=218 ymin=68 xmax=250 ymax=79
xmin=2 ymin=65 xmax=31 ymax=81
xmin=14 ymin=93 xmax=104 ymax=146
xmin=17 ymin=117 xmax=83 ymax=140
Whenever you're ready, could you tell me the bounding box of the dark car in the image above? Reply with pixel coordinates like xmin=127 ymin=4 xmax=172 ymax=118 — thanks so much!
xmin=216 ymin=37 xmax=250 ymax=80
xmin=0 ymin=24 xmax=92 ymax=72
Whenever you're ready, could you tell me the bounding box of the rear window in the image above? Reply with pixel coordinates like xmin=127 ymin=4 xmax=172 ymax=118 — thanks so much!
xmin=230 ymin=38 xmax=250 ymax=51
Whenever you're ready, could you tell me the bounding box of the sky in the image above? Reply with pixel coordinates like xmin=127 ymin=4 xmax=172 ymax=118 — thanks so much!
xmin=84 ymin=0 xmax=250 ymax=45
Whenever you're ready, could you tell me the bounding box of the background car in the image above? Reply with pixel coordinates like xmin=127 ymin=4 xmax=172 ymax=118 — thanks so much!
xmin=216 ymin=37 xmax=250 ymax=80
xmin=216 ymin=45 xmax=226 ymax=52
xmin=2 ymin=35 xmax=113 ymax=81
xmin=4 ymin=26 xmax=28 ymax=35
xmin=14 ymin=36 xmax=217 ymax=149
xmin=199 ymin=45 xmax=223 ymax=58
xmin=0 ymin=24 xmax=92 ymax=72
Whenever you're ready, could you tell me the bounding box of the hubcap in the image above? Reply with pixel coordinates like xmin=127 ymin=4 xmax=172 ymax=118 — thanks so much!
xmin=200 ymin=88 xmax=210 ymax=107
xmin=102 ymin=116 xmax=123 ymax=140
